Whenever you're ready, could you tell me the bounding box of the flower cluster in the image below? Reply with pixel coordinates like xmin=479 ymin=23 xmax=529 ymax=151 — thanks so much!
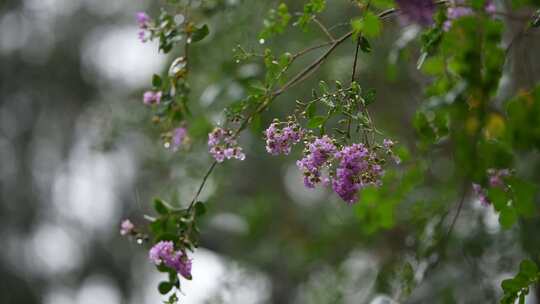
xmin=136 ymin=12 xmax=151 ymax=42
xmin=332 ymin=144 xmax=384 ymax=204
xmin=264 ymin=120 xmax=303 ymax=155
xmin=472 ymin=183 xmax=491 ymax=205
xmin=383 ymin=138 xmax=401 ymax=165
xmin=286 ymin=134 xmax=395 ymax=203
xmin=120 ymin=219 xmax=135 ymax=236
xmin=149 ymin=241 xmax=192 ymax=279
xmin=487 ymin=168 xmax=511 ymax=189
xmin=472 ymin=168 xmax=511 ymax=206
xmin=143 ymin=90 xmax=162 ymax=105
xmin=396 ymin=0 xmax=436 ymax=26
xmin=208 ymin=127 xmax=245 ymax=162
xmin=297 ymin=136 xmax=337 ymax=188
xmin=444 ymin=0 xmax=496 ymax=31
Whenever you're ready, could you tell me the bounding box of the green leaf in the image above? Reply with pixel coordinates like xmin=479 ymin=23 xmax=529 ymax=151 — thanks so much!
xmin=155 ymin=232 xmax=177 ymax=242
xmin=413 ymin=112 xmax=436 ymax=143
xmin=362 ymin=88 xmax=376 ymax=106
xmin=154 ymin=198 xmax=169 ymax=215
xmin=152 ymin=74 xmax=162 ymax=87
xmin=296 ymin=0 xmax=326 ymax=29
xmin=305 ymin=102 xmax=317 ymax=119
xmin=358 ymin=36 xmax=372 ymax=53
xmin=499 ymin=208 xmax=517 ymax=229
xmin=509 ymin=179 xmax=537 ymax=217
xmin=158 ymin=281 xmax=173 ymax=294
xmin=502 ymin=278 xmax=520 ymax=293
xmin=519 ymin=260 xmax=538 ymax=280
xmin=191 ymin=24 xmax=209 ymax=42
xmin=307 ymin=116 xmax=326 ymax=129
xmin=421 ymin=56 xmax=445 ymax=76
xmin=362 ymin=12 xmax=381 ymax=38
xmin=259 ymin=3 xmax=291 ymax=39
xmin=194 ymin=201 xmax=206 ymax=217
xmin=487 ymin=187 xmax=508 ymax=212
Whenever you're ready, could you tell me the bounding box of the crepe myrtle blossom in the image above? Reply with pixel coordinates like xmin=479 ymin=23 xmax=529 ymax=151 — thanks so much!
xmin=120 ymin=219 xmax=135 ymax=236
xmin=264 ymin=120 xmax=304 ymax=155
xmin=395 ymin=0 xmax=436 ymax=26
xmin=443 ymin=0 xmax=497 ymax=31
xmin=171 ymin=127 xmax=188 ymax=151
xmin=383 ymin=138 xmax=401 ymax=164
xmin=487 ymin=168 xmax=511 ymax=189
xmin=136 ymin=12 xmax=151 ymax=27
xmin=149 ymin=241 xmax=192 ymax=279
xmin=297 ymin=135 xmax=337 ymax=188
xmin=143 ymin=90 xmax=162 ymax=105
xmin=136 ymin=12 xmax=151 ymax=42
xmin=332 ymin=144 xmax=384 ymax=204
xmin=472 ymin=183 xmax=491 ymax=206
xmin=472 ymin=168 xmax=511 ymax=206
xmin=208 ymin=127 xmax=245 ymax=162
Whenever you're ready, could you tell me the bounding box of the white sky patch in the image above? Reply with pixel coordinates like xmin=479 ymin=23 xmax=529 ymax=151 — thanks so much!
xmin=26 ymin=223 xmax=84 ymax=275
xmin=76 ymin=275 xmax=122 ymax=304
xmin=81 ymin=26 xmax=167 ymax=91
xmin=52 ymin=123 xmax=137 ymax=234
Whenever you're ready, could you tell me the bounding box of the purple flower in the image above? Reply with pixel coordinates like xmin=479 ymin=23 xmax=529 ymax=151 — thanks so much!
xmin=297 ymin=136 xmax=337 ymax=188
xmin=148 ymin=241 xmax=193 ymax=279
xmin=264 ymin=121 xmax=303 ymax=155
xmin=172 ymin=252 xmax=192 ymax=280
xmin=383 ymin=139 xmax=394 ymax=149
xmin=487 ymin=168 xmax=511 ymax=188
xmin=444 ymin=0 xmax=497 ymax=31
xmin=143 ymin=91 xmax=162 ymax=105
xmin=149 ymin=241 xmax=175 ymax=266
xmin=136 ymin=12 xmax=150 ymax=28
xmin=484 ymin=0 xmax=496 ymax=15
xmin=332 ymin=144 xmax=383 ymax=204
xmin=383 ymin=138 xmax=401 ymax=164
xmin=472 ymin=183 xmax=491 ymax=206
xmin=171 ymin=127 xmax=187 ymax=151
xmin=444 ymin=5 xmax=473 ymax=31
xmin=396 ymin=0 xmax=436 ymax=26
xmin=207 ymin=127 xmax=245 ymax=162
xmin=138 ymin=30 xmax=148 ymax=43
xmin=136 ymin=12 xmax=151 ymax=42
xmin=120 ymin=219 xmax=134 ymax=236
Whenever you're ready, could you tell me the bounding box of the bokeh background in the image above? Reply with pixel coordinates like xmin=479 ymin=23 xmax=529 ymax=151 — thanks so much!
xmin=1 ymin=0 xmax=540 ymax=303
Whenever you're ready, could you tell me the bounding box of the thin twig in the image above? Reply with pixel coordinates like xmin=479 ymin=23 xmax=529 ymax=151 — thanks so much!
xmin=444 ymin=182 xmax=469 ymax=241
xmin=188 ymin=161 xmax=218 ymax=210
xmin=313 ymin=17 xmax=336 ymax=42
xmin=292 ymin=42 xmax=334 ymax=60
